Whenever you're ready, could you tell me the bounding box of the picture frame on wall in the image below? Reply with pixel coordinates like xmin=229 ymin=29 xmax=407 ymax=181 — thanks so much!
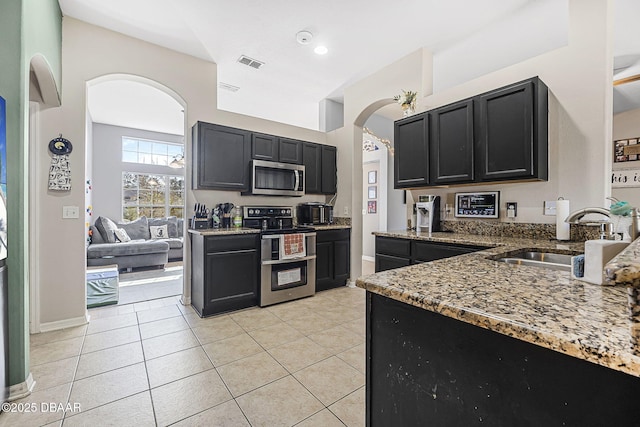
xmin=368 ymin=170 xmax=377 ymax=184
xmin=368 ymin=186 xmax=377 ymax=199
xmin=367 ymin=200 xmax=377 ymax=214
xmin=614 ymin=138 xmax=640 ymax=163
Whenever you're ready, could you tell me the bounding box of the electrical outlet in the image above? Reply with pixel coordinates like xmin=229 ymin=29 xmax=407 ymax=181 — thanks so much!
xmin=544 ymin=200 xmax=557 ymax=216
xmin=506 ymin=202 xmax=517 ymax=218
xmin=343 ymin=206 xmax=349 ymax=215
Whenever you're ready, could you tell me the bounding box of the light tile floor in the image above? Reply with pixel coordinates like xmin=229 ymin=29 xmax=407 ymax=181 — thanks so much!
xmin=2 ymin=286 xmax=366 ymax=427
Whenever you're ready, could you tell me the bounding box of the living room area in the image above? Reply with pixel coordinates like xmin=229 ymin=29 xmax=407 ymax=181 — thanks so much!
xmin=85 ymin=77 xmax=186 ymax=308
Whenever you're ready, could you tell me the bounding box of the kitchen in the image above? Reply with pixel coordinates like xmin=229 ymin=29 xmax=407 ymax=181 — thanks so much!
xmin=5 ymin=0 xmax=640 ymax=425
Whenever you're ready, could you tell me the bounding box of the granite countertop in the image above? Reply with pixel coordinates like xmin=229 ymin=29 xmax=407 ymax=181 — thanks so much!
xmin=307 ymin=224 xmax=351 ymax=230
xmin=605 ymin=237 xmax=640 ymax=287
xmin=188 ymin=228 xmax=260 ymax=236
xmin=358 ymin=230 xmax=640 ymax=377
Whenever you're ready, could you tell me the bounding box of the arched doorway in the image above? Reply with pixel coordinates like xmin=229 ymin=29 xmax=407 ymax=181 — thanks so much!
xmin=85 ymin=74 xmax=188 ymax=307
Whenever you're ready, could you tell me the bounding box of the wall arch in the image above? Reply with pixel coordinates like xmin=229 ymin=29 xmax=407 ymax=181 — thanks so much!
xmin=29 ymin=54 xmax=60 ymax=108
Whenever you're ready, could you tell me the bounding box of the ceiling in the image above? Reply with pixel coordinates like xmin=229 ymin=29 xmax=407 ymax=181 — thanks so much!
xmin=64 ymin=0 xmax=640 ymax=135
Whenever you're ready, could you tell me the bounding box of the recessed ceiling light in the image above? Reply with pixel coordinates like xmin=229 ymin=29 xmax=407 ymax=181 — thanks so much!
xmin=314 ymin=46 xmax=328 ymax=55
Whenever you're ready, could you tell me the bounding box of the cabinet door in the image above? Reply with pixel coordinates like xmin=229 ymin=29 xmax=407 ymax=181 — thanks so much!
xmin=192 ymin=122 xmax=250 ymax=190
xmin=394 ymin=113 xmax=429 ymax=188
xmin=431 ymin=100 xmax=474 ymax=184
xmin=375 ymin=254 xmax=411 ymax=272
xmin=278 ymin=137 xmax=303 ymax=164
xmin=476 ymin=80 xmax=535 ymax=181
xmin=252 ymin=133 xmax=278 ymax=161
xmin=333 ymin=239 xmax=350 ymax=286
xmin=205 ymin=249 xmax=258 ymax=314
xmin=321 ymin=145 xmax=337 ymax=194
xmin=315 ymin=240 xmax=334 ymax=291
xmin=302 ymin=142 xmax=322 ymax=194
xmin=412 ymin=241 xmax=483 ymax=263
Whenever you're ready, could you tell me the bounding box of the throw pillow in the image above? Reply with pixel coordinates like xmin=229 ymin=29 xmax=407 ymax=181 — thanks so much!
xmin=148 ymin=217 xmax=178 ymax=238
xmin=113 ymin=228 xmax=131 ymax=243
xmin=149 ymin=224 xmax=168 ymax=239
xmin=95 ymin=216 xmax=118 ymax=243
xmin=117 ymin=216 xmax=150 ymax=240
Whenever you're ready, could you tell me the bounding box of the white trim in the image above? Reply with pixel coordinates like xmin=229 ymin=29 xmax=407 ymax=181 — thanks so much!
xmin=28 ymin=102 xmax=41 ymax=334
xmin=8 ymin=373 xmax=35 ymax=401
xmin=39 ymin=313 xmax=89 ymax=333
xmin=362 ymin=255 xmax=375 ymax=263
xmin=180 ymin=295 xmax=191 ymax=306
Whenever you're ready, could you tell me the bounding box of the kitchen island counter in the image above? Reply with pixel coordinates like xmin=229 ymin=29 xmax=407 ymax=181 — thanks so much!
xmin=359 ymin=231 xmax=639 ymax=376
xmin=359 ymin=231 xmax=640 ymax=425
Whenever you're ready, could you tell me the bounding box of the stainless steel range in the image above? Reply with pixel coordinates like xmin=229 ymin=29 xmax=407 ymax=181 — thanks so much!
xmin=243 ymin=206 xmax=316 ymax=306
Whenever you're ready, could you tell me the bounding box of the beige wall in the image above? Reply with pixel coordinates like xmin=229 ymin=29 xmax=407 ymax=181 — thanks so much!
xmin=612 ymin=107 xmax=640 ymax=207
xmin=36 ymin=18 xmax=326 ymax=327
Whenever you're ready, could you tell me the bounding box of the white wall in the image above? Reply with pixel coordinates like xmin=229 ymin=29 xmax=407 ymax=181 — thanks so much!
xmin=612 ymin=107 xmax=640 ymax=207
xmin=91 ymin=123 xmax=183 ymax=221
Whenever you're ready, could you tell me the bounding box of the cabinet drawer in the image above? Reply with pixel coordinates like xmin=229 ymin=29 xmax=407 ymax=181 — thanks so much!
xmin=376 ymin=237 xmax=411 ymax=257
xmin=412 ymin=241 xmax=485 ymax=263
xmin=316 ymin=229 xmax=350 ymax=243
xmin=206 ymin=234 xmax=258 ymax=253
xmin=375 ymin=254 xmax=411 ymax=272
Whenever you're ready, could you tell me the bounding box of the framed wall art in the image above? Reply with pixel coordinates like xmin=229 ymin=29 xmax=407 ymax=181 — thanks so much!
xmin=367 ymin=200 xmax=377 ymax=214
xmin=368 ymin=170 xmax=377 ymax=184
xmin=368 ymin=186 xmax=377 ymax=199
xmin=614 ymin=138 xmax=640 ymax=163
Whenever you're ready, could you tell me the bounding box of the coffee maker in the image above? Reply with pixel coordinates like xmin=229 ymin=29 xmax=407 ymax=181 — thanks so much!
xmin=416 ymin=195 xmax=440 ymax=236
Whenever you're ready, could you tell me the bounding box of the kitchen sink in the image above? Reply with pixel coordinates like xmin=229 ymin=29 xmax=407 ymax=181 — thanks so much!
xmin=495 ymin=251 xmax=573 ymax=272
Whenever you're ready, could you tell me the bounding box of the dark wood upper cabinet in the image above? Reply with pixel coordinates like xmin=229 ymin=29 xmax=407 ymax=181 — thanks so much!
xmin=476 ymin=78 xmax=548 ymax=182
xmin=192 ymin=122 xmax=250 ymax=190
xmin=302 ymin=142 xmax=322 ymax=194
xmin=431 ymin=99 xmax=474 ymax=184
xmin=278 ymin=137 xmax=303 ymax=164
xmin=251 ymin=133 xmax=278 ymax=162
xmin=393 ymin=77 xmax=548 ymax=189
xmin=321 ymin=145 xmax=337 ymax=194
xmin=394 ymin=113 xmax=429 ymax=189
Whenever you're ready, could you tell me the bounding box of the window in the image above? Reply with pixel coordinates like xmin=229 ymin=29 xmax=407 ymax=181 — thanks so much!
xmin=122 ymin=172 xmax=184 ymax=221
xmin=122 ymin=137 xmax=183 ymax=166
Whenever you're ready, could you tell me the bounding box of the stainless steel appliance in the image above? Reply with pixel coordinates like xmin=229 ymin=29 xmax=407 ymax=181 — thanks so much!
xmin=416 ymin=195 xmax=440 ymax=236
xmin=297 ymin=202 xmax=333 ymax=225
xmin=243 ymin=206 xmax=316 ymax=306
xmin=454 ymin=191 xmax=500 ymax=218
xmin=244 ymin=160 xmax=305 ymax=196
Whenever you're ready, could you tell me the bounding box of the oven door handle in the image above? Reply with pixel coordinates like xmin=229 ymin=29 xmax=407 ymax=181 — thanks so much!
xmin=261 ymin=255 xmax=317 ymax=265
xmin=261 ymin=232 xmax=316 ymax=239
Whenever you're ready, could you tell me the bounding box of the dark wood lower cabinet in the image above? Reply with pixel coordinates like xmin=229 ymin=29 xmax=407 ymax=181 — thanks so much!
xmin=375 ymin=236 xmax=486 ymax=272
xmin=191 ymin=233 xmax=259 ymax=317
xmin=367 ymin=293 xmax=640 ymax=426
xmin=315 ymin=229 xmax=350 ymax=292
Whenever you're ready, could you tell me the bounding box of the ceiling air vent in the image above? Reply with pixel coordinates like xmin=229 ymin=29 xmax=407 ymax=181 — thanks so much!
xmin=219 ymin=82 xmax=240 ymax=92
xmin=237 ymin=55 xmax=265 ymax=69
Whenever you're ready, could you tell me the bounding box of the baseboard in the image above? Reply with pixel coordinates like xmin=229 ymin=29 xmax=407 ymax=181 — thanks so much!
xmin=8 ymin=373 xmax=35 ymax=401
xmin=362 ymin=255 xmax=375 ymax=263
xmin=180 ymin=295 xmax=191 ymax=305
xmin=39 ymin=313 xmax=90 ymax=333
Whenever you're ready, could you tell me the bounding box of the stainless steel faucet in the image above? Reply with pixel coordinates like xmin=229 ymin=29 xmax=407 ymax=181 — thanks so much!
xmin=565 ymin=207 xmax=640 ymax=240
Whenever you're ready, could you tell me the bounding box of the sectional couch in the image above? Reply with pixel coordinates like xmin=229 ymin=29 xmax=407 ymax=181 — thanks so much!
xmin=87 ymin=215 xmax=183 ymax=271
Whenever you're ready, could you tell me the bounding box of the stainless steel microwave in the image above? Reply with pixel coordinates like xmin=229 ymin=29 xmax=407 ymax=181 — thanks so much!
xmin=245 ymin=160 xmax=305 ymax=196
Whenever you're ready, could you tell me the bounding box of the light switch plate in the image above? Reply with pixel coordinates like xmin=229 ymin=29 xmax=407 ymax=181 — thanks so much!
xmin=62 ymin=205 xmax=79 ymax=219
xmin=544 ymin=200 xmax=557 ymax=216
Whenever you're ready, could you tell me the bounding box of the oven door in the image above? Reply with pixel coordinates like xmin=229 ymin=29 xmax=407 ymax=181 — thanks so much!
xmin=270 ymin=259 xmax=308 ymax=291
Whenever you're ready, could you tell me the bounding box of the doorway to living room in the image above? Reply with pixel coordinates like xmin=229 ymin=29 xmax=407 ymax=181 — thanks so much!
xmin=85 ymin=76 xmax=186 ymax=308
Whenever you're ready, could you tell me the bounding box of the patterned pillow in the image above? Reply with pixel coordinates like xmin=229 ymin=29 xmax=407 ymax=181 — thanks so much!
xmin=114 ymin=228 xmax=131 ymax=243
xmin=148 ymin=217 xmax=178 ymax=238
xmin=150 ymin=225 xmax=168 ymax=239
